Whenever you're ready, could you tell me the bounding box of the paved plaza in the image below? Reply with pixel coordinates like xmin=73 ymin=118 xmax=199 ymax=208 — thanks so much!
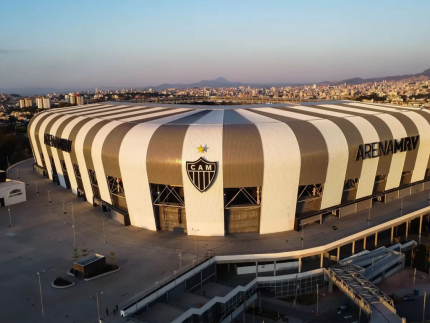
xmin=1 ymin=159 xmax=430 ymax=323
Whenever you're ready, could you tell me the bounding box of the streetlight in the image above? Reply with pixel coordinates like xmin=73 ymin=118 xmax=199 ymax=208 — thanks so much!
xmin=90 ymin=292 xmax=103 ymax=323
xmin=47 ymin=190 xmax=51 ymax=203
xmin=299 ymin=224 xmax=305 ymax=248
xmin=156 ymin=281 xmax=159 ymax=297
xmin=191 ymin=228 xmax=199 ymax=255
xmin=178 ymin=252 xmax=182 ymax=271
xmin=69 ymin=202 xmax=76 ymax=246
xmin=135 ymin=293 xmax=138 ymax=312
xmin=35 ymin=271 xmax=45 ymax=323
xmin=102 ymin=217 xmax=106 ymax=243
xmin=7 ymin=207 xmax=11 ymax=228
xmin=317 ymin=284 xmax=319 ymax=316
xmin=62 ymin=200 xmax=66 ymax=214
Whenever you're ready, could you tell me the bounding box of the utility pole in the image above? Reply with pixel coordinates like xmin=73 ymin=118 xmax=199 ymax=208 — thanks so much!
xmin=102 ymin=218 xmax=106 ymax=243
xmin=7 ymin=207 xmax=11 ymax=228
xmin=69 ymin=202 xmax=76 ymax=246
xmin=317 ymin=284 xmax=319 ymax=316
xmin=36 ymin=271 xmax=45 ymax=323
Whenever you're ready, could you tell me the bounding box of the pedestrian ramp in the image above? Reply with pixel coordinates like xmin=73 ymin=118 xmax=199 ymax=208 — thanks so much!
xmin=325 ymin=245 xmax=411 ymax=323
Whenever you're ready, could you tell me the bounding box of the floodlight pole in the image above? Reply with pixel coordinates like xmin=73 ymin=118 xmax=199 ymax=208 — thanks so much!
xmin=37 ymin=271 xmax=45 ymax=323
xmin=8 ymin=207 xmax=11 ymax=228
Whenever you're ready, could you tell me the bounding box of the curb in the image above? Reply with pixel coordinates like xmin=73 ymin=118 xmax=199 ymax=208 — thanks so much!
xmin=6 ymin=158 xmax=34 ymax=172
xmin=84 ymin=266 xmax=122 ymax=281
xmin=51 ymin=281 xmax=75 ymax=289
xmin=67 ymin=269 xmax=76 ymax=277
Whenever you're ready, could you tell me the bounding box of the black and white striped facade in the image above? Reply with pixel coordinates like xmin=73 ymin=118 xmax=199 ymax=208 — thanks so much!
xmin=28 ymin=101 xmax=430 ymax=236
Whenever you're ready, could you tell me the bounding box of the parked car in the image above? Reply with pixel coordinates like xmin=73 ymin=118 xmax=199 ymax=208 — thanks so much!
xmin=402 ymin=294 xmax=416 ymax=301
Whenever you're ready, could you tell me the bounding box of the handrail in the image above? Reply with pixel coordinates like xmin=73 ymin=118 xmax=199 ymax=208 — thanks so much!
xmin=171 ymin=280 xmax=257 ymax=323
xmin=121 ymin=255 xmax=214 ymax=312
xmin=325 ymin=268 xmax=372 ymax=316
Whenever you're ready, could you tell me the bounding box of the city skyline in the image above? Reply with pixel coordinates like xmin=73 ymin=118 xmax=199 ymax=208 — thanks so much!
xmin=1 ymin=0 xmax=430 ymax=90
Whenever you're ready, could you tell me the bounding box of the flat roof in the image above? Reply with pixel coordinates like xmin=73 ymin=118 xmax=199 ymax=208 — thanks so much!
xmin=74 ymin=253 xmax=105 ymax=266
xmin=0 ymin=179 xmax=24 ymax=189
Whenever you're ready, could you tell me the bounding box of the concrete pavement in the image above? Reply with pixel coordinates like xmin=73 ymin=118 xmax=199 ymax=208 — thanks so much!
xmin=2 ymin=159 xmax=430 ymax=323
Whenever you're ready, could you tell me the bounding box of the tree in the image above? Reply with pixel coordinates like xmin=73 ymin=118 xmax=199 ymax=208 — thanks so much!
xmin=72 ymin=248 xmax=80 ymax=262
xmin=110 ymin=251 xmax=116 ymax=266
xmin=81 ymin=248 xmax=89 ymax=258
xmin=8 ymin=116 xmax=17 ymax=124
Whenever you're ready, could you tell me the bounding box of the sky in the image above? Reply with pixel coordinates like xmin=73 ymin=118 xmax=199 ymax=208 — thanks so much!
xmin=1 ymin=0 xmax=430 ymax=91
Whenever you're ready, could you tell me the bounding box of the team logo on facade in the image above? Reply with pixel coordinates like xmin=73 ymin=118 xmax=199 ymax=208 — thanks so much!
xmin=9 ymin=189 xmax=22 ymax=198
xmin=186 ymin=157 xmax=217 ymax=193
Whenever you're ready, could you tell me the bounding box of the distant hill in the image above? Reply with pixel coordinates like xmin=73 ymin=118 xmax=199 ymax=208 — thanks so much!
xmin=149 ymin=77 xmax=301 ymax=90
xmin=329 ymin=68 xmax=430 ymax=85
xmin=2 ymin=68 xmax=429 ymax=96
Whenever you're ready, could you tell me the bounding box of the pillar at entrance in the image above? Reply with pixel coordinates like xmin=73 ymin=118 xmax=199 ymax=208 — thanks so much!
xmin=375 ymin=232 xmax=378 ymax=247
xmin=320 ymin=253 xmax=324 ymax=268
xmin=363 ymin=236 xmax=367 ymax=250
xmin=298 ymin=258 xmax=302 ymax=273
xmin=405 ymin=222 xmax=409 ymax=240
xmin=352 ymin=241 xmax=355 ymax=255
xmin=391 ymin=226 xmax=394 ymax=243
xmin=337 ymin=247 xmax=340 ymax=262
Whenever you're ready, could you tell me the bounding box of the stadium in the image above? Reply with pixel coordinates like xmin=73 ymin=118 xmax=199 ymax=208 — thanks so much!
xmin=28 ymin=101 xmax=430 ymax=236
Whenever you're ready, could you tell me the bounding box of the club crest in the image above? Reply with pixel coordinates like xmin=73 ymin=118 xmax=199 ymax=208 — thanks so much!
xmin=186 ymin=157 xmax=217 ymax=192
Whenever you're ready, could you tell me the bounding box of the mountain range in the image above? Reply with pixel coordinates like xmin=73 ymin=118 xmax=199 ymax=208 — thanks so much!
xmin=149 ymin=68 xmax=430 ymax=89
xmin=2 ymin=68 xmax=429 ymax=96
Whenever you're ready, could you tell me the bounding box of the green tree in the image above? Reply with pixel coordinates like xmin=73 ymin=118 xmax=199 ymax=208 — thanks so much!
xmin=72 ymin=248 xmax=80 ymax=262
xmin=81 ymin=248 xmax=89 ymax=258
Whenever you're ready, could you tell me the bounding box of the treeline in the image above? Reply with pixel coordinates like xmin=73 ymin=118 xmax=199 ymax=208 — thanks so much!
xmin=0 ymin=127 xmax=31 ymax=171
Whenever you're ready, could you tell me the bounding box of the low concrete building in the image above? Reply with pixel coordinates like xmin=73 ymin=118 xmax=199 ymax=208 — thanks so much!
xmin=73 ymin=254 xmax=106 ymax=278
xmin=0 ymin=171 xmax=26 ymax=207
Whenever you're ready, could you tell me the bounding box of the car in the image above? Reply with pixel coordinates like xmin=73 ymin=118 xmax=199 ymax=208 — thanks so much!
xmin=402 ymin=294 xmax=416 ymax=301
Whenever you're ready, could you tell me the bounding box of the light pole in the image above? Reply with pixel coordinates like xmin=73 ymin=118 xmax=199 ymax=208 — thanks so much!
xmin=192 ymin=228 xmax=199 ymax=255
xmin=90 ymin=292 xmax=103 ymax=323
xmin=36 ymin=271 xmax=45 ymax=323
xmin=62 ymin=200 xmax=66 ymax=214
xmin=36 ymin=182 xmax=39 ymax=201
xmin=69 ymin=202 xmax=76 ymax=246
xmin=300 ymin=224 xmax=305 ymax=248
xmin=7 ymin=207 xmax=11 ymax=228
xmin=135 ymin=293 xmax=138 ymax=311
xmin=400 ymin=197 xmax=404 ymax=218
xmin=102 ymin=217 xmax=106 ymax=243
xmin=367 ymin=207 xmax=371 ymax=225
xmin=317 ymin=284 xmax=319 ymax=316
xmin=178 ymin=252 xmax=182 ymax=271
xmin=47 ymin=190 xmax=51 ymax=203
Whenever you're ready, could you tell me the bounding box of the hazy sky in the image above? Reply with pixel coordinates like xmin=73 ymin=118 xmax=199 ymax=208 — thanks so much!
xmin=1 ymin=0 xmax=430 ymax=90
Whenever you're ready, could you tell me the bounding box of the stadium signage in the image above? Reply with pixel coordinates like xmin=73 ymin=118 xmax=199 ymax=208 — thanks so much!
xmin=186 ymin=157 xmax=217 ymax=192
xmin=356 ymin=135 xmax=419 ymax=161
xmin=44 ymin=134 xmax=72 ymax=153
